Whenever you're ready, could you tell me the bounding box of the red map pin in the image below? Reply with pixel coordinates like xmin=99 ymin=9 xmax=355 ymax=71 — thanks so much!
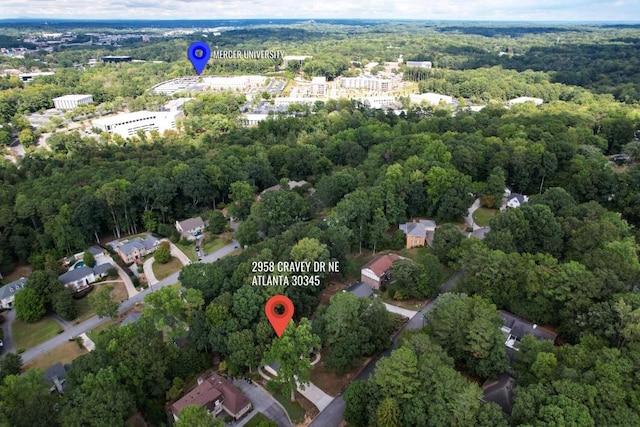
xmin=265 ymin=295 xmax=294 ymax=338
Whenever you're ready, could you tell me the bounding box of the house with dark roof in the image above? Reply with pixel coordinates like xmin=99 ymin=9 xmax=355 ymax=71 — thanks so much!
xmin=361 ymin=253 xmax=402 ymax=290
xmin=171 ymin=373 xmax=252 ymax=421
xmin=0 ymin=277 xmax=27 ymax=309
xmin=345 ymin=282 xmax=374 ymax=299
xmin=481 ymin=373 xmax=515 ymax=415
xmin=399 ymin=219 xmax=436 ymax=248
xmin=175 ymin=217 xmax=205 ymax=241
xmin=112 ymin=235 xmax=160 ymax=263
xmin=44 ymin=363 xmax=70 ymax=393
xmin=257 ymin=180 xmax=315 ymax=200
xmin=500 ymin=310 xmax=557 ymax=360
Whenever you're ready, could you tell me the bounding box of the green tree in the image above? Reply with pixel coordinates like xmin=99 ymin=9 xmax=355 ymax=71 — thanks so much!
xmin=376 ymin=397 xmax=402 ymax=427
xmin=483 ymin=167 xmax=506 ymax=208
xmin=0 ymin=353 xmax=22 ymax=383
xmin=226 ymin=329 xmax=257 ymax=374
xmin=206 ymin=210 xmax=228 ymax=234
xmin=154 ymin=241 xmax=171 ymax=264
xmin=14 ymin=287 xmax=46 ymax=322
xmin=228 ymin=181 xmax=255 ymax=221
xmin=174 ymin=405 xmax=224 ymax=427
xmin=0 ymin=369 xmax=58 ymax=427
xmin=52 ymin=288 xmax=78 ymax=321
xmin=59 ymin=367 xmax=135 ymax=427
xmin=265 ymin=318 xmax=321 ymax=401
xmin=89 ymin=286 xmax=118 ymax=319
xmin=433 ymin=223 xmax=465 ymax=265
xmin=344 ymin=380 xmax=376 ymax=427
xmin=83 ymin=250 xmax=96 ymax=268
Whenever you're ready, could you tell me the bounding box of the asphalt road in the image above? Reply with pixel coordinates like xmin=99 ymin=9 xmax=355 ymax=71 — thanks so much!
xmin=19 ymin=240 xmax=237 ymax=364
xmin=308 ymin=271 xmax=462 ymax=427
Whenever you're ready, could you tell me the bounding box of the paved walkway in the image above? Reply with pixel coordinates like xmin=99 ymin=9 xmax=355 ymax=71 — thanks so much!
xmin=232 ymin=380 xmax=291 ymax=427
xmin=107 ymin=256 xmax=139 ymax=298
xmin=143 ymin=257 xmax=158 ymax=286
xmin=465 ymin=198 xmax=482 ymax=231
xmin=169 ymin=242 xmax=190 ymax=266
xmin=382 ymin=302 xmax=418 ymax=318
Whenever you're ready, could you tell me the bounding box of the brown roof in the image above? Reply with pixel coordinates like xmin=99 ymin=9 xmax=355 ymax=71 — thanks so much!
xmin=171 ymin=380 xmax=223 ymax=415
xmin=209 ymin=374 xmax=251 ymax=416
xmin=362 ymin=253 xmax=400 ymax=278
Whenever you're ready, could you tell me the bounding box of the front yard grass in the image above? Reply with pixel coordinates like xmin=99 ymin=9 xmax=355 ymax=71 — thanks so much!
xmin=73 ymin=281 xmax=127 ymax=323
xmin=22 ymin=341 xmax=87 ymax=370
xmin=12 ymin=317 xmax=60 ymax=351
xmin=202 ymin=237 xmax=228 ymax=254
xmin=152 ymin=256 xmax=182 ymax=280
xmin=473 ymin=207 xmax=497 ymax=227
xmin=244 ymin=413 xmax=274 ymax=427
xmin=310 ymin=348 xmax=370 ymax=397
xmin=175 ymin=240 xmax=197 ymax=261
xmin=272 ymin=391 xmax=305 ymax=424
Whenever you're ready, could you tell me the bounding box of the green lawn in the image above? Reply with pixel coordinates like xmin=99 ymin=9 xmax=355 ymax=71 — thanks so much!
xmin=74 ymin=297 xmax=95 ymax=322
xmin=245 ymin=413 xmax=276 ymax=427
xmin=202 ymin=237 xmax=228 ymax=254
xmin=152 ymin=256 xmax=183 ymax=280
xmin=473 ymin=207 xmax=497 ymax=227
xmin=12 ymin=317 xmax=61 ymax=351
xmin=272 ymin=391 xmax=305 ymax=424
xmin=175 ymin=241 xmax=197 ymax=261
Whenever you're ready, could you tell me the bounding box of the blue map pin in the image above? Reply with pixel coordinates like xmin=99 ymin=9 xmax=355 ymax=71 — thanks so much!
xmin=187 ymin=41 xmax=211 ymax=75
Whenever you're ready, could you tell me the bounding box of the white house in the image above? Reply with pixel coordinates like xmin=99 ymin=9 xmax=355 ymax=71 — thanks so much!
xmin=506 ymin=193 xmax=529 ymax=209
xmin=58 ymin=264 xmax=112 ymax=291
xmin=0 ymin=277 xmax=27 ymax=309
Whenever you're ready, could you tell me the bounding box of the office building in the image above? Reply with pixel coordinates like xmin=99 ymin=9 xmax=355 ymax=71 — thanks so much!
xmin=93 ymin=110 xmax=181 ymax=138
xmin=102 ymin=55 xmax=132 ymax=63
xmin=53 ymin=94 xmax=94 ymax=111
xmin=18 ymin=71 xmax=54 ymax=82
xmin=409 ymin=92 xmax=453 ymax=106
xmin=406 ymin=61 xmax=432 ymax=68
xmin=202 ymin=75 xmax=266 ymax=90
xmin=310 ymin=76 xmax=327 ymax=96
xmin=274 ymin=97 xmax=320 ymax=107
xmin=341 ymin=75 xmax=396 ymax=92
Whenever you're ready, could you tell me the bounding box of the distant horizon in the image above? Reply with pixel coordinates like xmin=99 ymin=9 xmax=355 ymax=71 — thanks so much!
xmin=3 ymin=0 xmax=639 ymax=22
xmin=2 ymin=17 xmax=640 ymax=25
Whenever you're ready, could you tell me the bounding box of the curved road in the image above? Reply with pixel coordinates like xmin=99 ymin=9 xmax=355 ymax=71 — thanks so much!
xmin=19 ymin=240 xmax=238 ymax=364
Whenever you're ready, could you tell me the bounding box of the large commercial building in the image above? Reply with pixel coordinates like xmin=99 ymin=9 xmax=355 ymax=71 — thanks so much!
xmin=353 ymin=96 xmax=398 ymax=109
xmin=18 ymin=71 xmax=54 ymax=82
xmin=340 ymin=75 xmax=396 ymax=92
xmin=53 ymin=94 xmax=94 ymax=111
xmin=202 ymin=75 xmax=266 ymax=90
xmin=102 ymin=55 xmax=132 ymax=63
xmin=274 ymin=97 xmax=321 ymax=107
xmin=506 ymin=97 xmax=543 ymax=107
xmin=405 ymin=61 xmax=432 ymax=68
xmin=92 ymin=110 xmax=182 ymax=138
xmin=409 ymin=92 xmax=454 ymax=106
xmin=310 ymin=76 xmax=327 ymax=96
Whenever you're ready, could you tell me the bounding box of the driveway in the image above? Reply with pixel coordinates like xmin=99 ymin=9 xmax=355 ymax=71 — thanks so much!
xmin=143 ymin=257 xmax=158 ymax=286
xmin=308 ymin=271 xmax=463 ymax=427
xmin=20 ymin=241 xmax=238 ymax=364
xmin=50 ymin=313 xmax=74 ymax=331
xmin=465 ymin=198 xmax=482 ymax=231
xmin=168 ymin=242 xmax=190 ymax=266
xmin=107 ymin=256 xmax=139 ymax=298
xmin=382 ymin=302 xmax=418 ymax=318
xmin=232 ymin=380 xmax=291 ymax=427
xmin=1 ymin=308 xmax=16 ymax=354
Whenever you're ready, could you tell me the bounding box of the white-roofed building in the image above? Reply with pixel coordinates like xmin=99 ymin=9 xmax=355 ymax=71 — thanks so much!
xmin=92 ymin=110 xmax=182 ymax=138
xmin=53 ymin=94 xmax=94 ymax=111
xmin=506 ymin=97 xmax=543 ymax=107
xmin=0 ymin=277 xmax=27 ymax=309
xmin=353 ymin=96 xmax=397 ymax=109
xmin=341 ymin=75 xmax=396 ymax=92
xmin=405 ymin=61 xmax=432 ymax=68
xmin=274 ymin=97 xmax=321 ymax=107
xmin=240 ymin=113 xmax=270 ymax=127
xmin=310 ymin=76 xmax=327 ymax=96
xmin=409 ymin=92 xmax=453 ymax=106
xmin=162 ymin=98 xmax=193 ymax=113
xmin=202 ymin=75 xmax=266 ymax=90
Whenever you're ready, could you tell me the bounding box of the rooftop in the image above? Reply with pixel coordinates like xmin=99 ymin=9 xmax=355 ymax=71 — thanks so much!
xmin=362 ymin=253 xmax=400 ymax=277
xmin=52 ymin=94 xmax=92 ymax=101
xmin=177 ymin=217 xmax=205 ymax=231
xmin=0 ymin=277 xmax=27 ymax=300
xmin=482 ymin=373 xmax=515 ymax=415
xmin=346 ymin=282 xmax=374 ymax=299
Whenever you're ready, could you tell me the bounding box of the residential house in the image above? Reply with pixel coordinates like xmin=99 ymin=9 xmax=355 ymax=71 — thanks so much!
xmin=506 ymin=193 xmax=528 ymax=209
xmin=500 ymin=310 xmax=557 ymax=360
xmin=0 ymin=277 xmax=27 ymax=309
xmin=258 ymin=180 xmax=315 ymax=200
xmin=58 ymin=263 xmax=111 ymax=291
xmin=481 ymin=373 xmax=515 ymax=415
xmin=399 ymin=219 xmax=436 ymax=248
xmin=171 ymin=373 xmax=252 ymax=421
xmin=111 ymin=235 xmax=160 ymax=263
xmin=361 ymin=253 xmax=401 ymax=290
xmin=176 ymin=217 xmax=206 ymax=241
xmin=44 ymin=363 xmax=70 ymax=393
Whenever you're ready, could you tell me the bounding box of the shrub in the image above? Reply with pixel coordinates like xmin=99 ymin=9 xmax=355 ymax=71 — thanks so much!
xmin=57 ymin=328 xmax=64 ymax=334
xmin=265 ymin=380 xmax=280 ymax=394
xmin=17 ymin=349 xmax=25 ymax=354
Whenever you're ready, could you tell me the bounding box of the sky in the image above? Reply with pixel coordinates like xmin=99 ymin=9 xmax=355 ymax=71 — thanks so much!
xmin=2 ymin=0 xmax=639 ymax=21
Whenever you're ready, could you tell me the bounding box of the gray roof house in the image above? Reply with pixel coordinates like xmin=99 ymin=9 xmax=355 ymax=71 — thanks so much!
xmin=399 ymin=219 xmax=437 ymax=248
xmin=506 ymin=193 xmax=528 ymax=209
xmin=0 ymin=277 xmax=27 ymax=309
xmin=115 ymin=235 xmax=160 ymax=263
xmin=58 ymin=263 xmax=112 ymax=291
xmin=87 ymin=246 xmax=104 ymax=256
xmin=176 ymin=217 xmax=205 ymax=241
xmin=44 ymin=362 xmax=70 ymax=393
xmin=481 ymin=373 xmax=515 ymax=415
xmin=345 ymin=282 xmax=374 ymax=299
xmin=500 ymin=310 xmax=557 ymax=361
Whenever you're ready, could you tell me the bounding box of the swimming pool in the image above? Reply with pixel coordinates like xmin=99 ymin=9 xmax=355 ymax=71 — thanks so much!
xmin=73 ymin=261 xmax=85 ymax=269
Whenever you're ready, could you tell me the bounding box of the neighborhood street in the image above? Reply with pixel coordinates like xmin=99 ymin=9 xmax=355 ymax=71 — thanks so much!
xmin=308 ymin=271 xmax=463 ymax=427
xmin=19 ymin=240 xmax=237 ymax=364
